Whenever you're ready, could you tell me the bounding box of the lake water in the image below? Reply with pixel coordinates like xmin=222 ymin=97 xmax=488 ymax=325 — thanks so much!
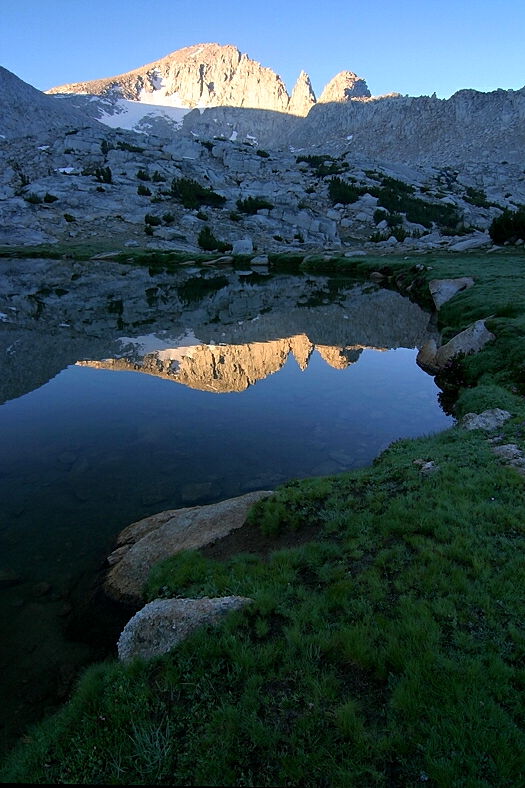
xmin=0 ymin=260 xmax=453 ymax=754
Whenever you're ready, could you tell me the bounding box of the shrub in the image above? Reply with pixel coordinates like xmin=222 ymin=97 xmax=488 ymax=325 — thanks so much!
xmin=144 ymin=213 xmax=162 ymax=226
xmin=171 ymin=177 xmax=226 ymax=209
xmin=162 ymin=212 xmax=174 ymax=225
xmin=100 ymin=139 xmax=114 ymax=155
xmin=374 ymin=209 xmax=388 ymax=224
xmin=373 ymin=178 xmax=460 ymax=229
xmin=296 ymin=154 xmax=334 ymax=167
xmin=24 ymin=192 xmax=42 ymax=204
xmin=144 ymin=224 xmax=154 ymax=236
xmin=197 ymin=226 xmax=232 ymax=252
xmin=137 ymin=169 xmax=151 ymax=181
xmin=63 ymin=213 xmax=76 ymax=222
xmin=489 ymin=206 xmax=525 ymax=244
xmin=137 ymin=183 xmax=152 ymax=196
xmin=95 ymin=166 xmax=112 ymax=184
xmin=116 ymin=140 xmax=144 ymax=153
xmin=197 ymin=211 xmax=209 ymax=221
xmin=152 ymin=171 xmax=166 ymax=183
xmin=369 ymin=231 xmax=387 ymax=243
xmin=229 ymin=211 xmax=241 ymax=222
xmin=464 ymin=186 xmax=491 ymax=208
xmin=43 ymin=193 xmax=58 ymax=203
xmin=328 ymin=177 xmax=364 ymax=205
xmin=236 ymin=196 xmax=274 ymax=214
xmin=296 ymin=154 xmax=349 ymax=176
xmin=256 ymin=149 xmax=270 ymax=158
xmin=391 ymin=225 xmax=408 ymax=242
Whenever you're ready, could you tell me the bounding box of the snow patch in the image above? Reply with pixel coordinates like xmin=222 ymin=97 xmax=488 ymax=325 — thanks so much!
xmin=98 ymin=98 xmax=190 ymax=132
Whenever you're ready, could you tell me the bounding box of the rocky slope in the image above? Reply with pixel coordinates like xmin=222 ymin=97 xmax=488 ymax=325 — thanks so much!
xmin=0 ymin=66 xmax=101 ymax=140
xmin=1 ymin=51 xmax=524 ymax=254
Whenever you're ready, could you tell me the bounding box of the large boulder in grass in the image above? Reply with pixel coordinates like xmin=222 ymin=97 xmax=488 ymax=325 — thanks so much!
xmin=429 ymin=277 xmax=475 ymax=309
xmin=117 ymin=596 xmax=252 ymax=662
xmin=416 ymin=318 xmax=495 ymax=374
xmin=104 ymin=490 xmax=273 ymax=603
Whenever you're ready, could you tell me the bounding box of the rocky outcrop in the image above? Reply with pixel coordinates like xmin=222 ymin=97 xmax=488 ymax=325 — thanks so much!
xmin=104 ymin=491 xmax=273 ymax=602
xmin=117 ymin=596 xmax=253 ymax=662
xmin=317 ymin=71 xmax=371 ymax=103
xmin=288 ymin=71 xmax=317 ymax=116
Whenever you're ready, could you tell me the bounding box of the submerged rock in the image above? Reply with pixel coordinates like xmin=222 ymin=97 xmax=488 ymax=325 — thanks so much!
xmin=104 ymin=490 xmax=273 ymax=603
xmin=117 ymin=596 xmax=253 ymax=662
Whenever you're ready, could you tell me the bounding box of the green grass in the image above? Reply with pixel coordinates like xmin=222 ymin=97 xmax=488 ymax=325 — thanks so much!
xmin=2 ymin=248 xmax=525 ymax=785
xmin=3 ymin=426 xmax=525 ymax=785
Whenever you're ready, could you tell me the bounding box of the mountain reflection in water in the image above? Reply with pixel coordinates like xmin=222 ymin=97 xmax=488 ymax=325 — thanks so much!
xmin=0 ymin=265 xmax=453 ymax=756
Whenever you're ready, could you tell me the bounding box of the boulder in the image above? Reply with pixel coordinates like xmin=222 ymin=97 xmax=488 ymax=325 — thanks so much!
xmin=429 ymin=277 xmax=475 ymax=309
xmin=232 ymin=237 xmax=254 ymax=255
xmin=460 ymin=409 xmax=512 ymax=432
xmin=417 ymin=319 xmax=494 ymax=373
xmin=104 ymin=490 xmax=273 ymax=602
xmin=449 ymin=233 xmax=491 ymax=252
xmin=117 ymin=596 xmax=253 ymax=662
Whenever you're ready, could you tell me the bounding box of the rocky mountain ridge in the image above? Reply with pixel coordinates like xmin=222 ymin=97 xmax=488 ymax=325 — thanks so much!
xmin=1 ymin=50 xmax=524 ymax=255
xmin=46 ymin=43 xmax=371 ymax=117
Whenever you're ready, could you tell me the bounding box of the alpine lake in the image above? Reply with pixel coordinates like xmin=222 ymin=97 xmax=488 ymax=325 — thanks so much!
xmin=0 ymin=256 xmax=453 ymax=754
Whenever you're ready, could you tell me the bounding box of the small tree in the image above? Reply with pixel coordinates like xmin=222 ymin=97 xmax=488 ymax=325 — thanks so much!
xmin=236 ymin=196 xmax=274 ymax=214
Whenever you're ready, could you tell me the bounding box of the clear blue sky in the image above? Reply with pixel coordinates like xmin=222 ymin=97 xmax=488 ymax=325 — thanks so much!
xmin=1 ymin=0 xmax=524 ymax=99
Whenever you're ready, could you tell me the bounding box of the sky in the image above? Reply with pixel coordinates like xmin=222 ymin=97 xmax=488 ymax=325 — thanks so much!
xmin=1 ymin=0 xmax=524 ymax=100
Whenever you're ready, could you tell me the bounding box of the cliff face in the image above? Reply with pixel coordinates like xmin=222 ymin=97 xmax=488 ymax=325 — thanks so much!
xmin=46 ymin=42 xmax=369 ymax=117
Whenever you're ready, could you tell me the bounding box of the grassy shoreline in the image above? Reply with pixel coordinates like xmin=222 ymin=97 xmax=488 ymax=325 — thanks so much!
xmin=1 ymin=247 xmax=525 ymax=786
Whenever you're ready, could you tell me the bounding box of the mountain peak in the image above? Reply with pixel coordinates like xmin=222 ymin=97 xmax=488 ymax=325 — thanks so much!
xmin=46 ymin=43 xmax=370 ymax=116
xmin=288 ymin=70 xmax=317 ymax=116
xmin=318 ymin=71 xmax=371 ymax=103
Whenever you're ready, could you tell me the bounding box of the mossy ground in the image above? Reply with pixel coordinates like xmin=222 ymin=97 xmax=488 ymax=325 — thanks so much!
xmin=1 ymin=247 xmax=525 ymax=786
